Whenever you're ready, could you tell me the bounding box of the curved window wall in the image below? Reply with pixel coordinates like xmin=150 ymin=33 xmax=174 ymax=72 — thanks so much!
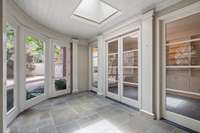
xmin=4 ymin=24 xmax=71 ymax=125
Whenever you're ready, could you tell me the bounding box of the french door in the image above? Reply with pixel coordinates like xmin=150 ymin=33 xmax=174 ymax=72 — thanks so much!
xmin=20 ymin=28 xmax=49 ymax=111
xmin=106 ymin=31 xmax=140 ymax=108
xmin=50 ymin=42 xmax=70 ymax=97
xmin=162 ymin=13 xmax=200 ymax=132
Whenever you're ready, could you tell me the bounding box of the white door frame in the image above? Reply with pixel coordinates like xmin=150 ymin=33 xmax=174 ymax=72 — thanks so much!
xmin=156 ymin=1 xmax=200 ymax=132
xmin=105 ymin=30 xmax=141 ymax=108
xmin=19 ymin=27 xmax=49 ymax=111
xmin=50 ymin=40 xmax=70 ymax=97
xmin=4 ymin=21 xmax=19 ymax=124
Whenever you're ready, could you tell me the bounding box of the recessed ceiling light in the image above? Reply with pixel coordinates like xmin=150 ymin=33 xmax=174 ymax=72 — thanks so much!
xmin=71 ymin=0 xmax=121 ymax=26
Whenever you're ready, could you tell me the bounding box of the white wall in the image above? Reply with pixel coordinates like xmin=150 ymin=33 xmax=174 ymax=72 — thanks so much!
xmin=77 ymin=45 xmax=89 ymax=92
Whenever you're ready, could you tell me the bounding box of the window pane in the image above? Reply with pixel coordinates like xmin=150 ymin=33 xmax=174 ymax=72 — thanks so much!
xmin=123 ymin=51 xmax=138 ymax=66
xmin=166 ymin=68 xmax=200 ymax=121
xmin=191 ymin=40 xmax=200 ymax=65
xmin=166 ymin=68 xmax=189 ymax=91
xmin=108 ymin=40 xmax=118 ymax=54
xmin=166 ymin=13 xmax=200 ymax=43
xmin=108 ymin=41 xmax=118 ymax=94
xmin=92 ymin=48 xmax=98 ymax=88
xmin=54 ymin=45 xmax=67 ymax=91
xmin=123 ymin=68 xmax=138 ymax=83
xmin=123 ymin=36 xmax=138 ymax=100
xmin=190 ymin=68 xmax=200 ymax=94
xmin=108 ymin=54 xmax=118 ymax=66
xmin=123 ymin=84 xmax=138 ymax=100
xmin=25 ymin=36 xmax=45 ymax=100
xmin=166 ymin=43 xmax=190 ymax=66
xmin=108 ymin=67 xmax=118 ymax=81
xmin=166 ymin=41 xmax=200 ymax=66
xmin=123 ymin=37 xmax=138 ymax=51
xmin=6 ymin=24 xmax=15 ymax=112
xmin=108 ymin=81 xmax=118 ymax=94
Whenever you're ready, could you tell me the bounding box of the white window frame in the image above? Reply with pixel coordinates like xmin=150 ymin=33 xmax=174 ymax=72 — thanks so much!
xmin=4 ymin=20 xmax=19 ymax=124
xmin=19 ymin=27 xmax=49 ymax=111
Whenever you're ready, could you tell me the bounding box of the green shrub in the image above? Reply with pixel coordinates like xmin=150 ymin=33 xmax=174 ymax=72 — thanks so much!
xmin=55 ymin=79 xmax=66 ymax=91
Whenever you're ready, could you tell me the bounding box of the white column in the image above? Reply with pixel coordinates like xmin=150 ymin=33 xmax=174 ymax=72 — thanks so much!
xmin=88 ymin=47 xmax=92 ymax=90
xmin=72 ymin=39 xmax=79 ymax=93
xmin=141 ymin=10 xmax=155 ymax=116
xmin=97 ymin=35 xmax=105 ymax=95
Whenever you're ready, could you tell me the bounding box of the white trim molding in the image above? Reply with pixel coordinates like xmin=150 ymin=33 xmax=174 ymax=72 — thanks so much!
xmin=72 ymin=39 xmax=79 ymax=93
xmin=97 ymin=35 xmax=105 ymax=96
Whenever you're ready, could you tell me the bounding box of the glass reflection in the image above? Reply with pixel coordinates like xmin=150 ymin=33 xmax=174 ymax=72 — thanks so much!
xmin=165 ymin=13 xmax=200 ymax=121
xmin=123 ymin=36 xmax=138 ymax=100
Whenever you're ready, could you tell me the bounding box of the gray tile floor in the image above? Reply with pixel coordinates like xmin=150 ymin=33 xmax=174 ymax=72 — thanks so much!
xmin=8 ymin=92 xmax=188 ymax=133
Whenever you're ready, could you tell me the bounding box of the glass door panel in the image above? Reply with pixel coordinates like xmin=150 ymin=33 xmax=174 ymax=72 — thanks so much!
xmin=92 ymin=47 xmax=98 ymax=88
xmin=25 ymin=36 xmax=45 ymax=100
xmin=122 ymin=36 xmax=138 ymax=100
xmin=5 ymin=24 xmax=16 ymax=113
xmin=53 ymin=45 xmax=67 ymax=91
xmin=108 ymin=40 xmax=119 ymax=95
xmin=164 ymin=13 xmax=200 ymax=129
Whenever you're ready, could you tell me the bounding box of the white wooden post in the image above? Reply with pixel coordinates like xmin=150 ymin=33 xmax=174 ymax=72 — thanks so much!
xmin=72 ymin=39 xmax=79 ymax=93
xmin=141 ymin=10 xmax=155 ymax=116
xmin=97 ymin=35 xmax=105 ymax=95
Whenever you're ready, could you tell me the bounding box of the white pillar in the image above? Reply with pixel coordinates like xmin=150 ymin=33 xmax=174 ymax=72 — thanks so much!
xmin=88 ymin=46 xmax=92 ymax=90
xmin=72 ymin=39 xmax=79 ymax=93
xmin=97 ymin=35 xmax=105 ymax=95
xmin=141 ymin=10 xmax=155 ymax=116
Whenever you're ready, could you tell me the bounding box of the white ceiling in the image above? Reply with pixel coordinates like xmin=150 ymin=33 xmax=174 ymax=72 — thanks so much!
xmin=14 ymin=0 xmax=180 ymax=39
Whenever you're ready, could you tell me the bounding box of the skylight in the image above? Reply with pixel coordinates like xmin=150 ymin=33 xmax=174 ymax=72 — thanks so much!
xmin=72 ymin=0 xmax=120 ymax=25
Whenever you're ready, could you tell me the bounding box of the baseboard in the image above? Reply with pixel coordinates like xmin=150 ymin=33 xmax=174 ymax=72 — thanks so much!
xmin=90 ymin=90 xmax=97 ymax=94
xmin=140 ymin=110 xmax=155 ymax=119
xmin=97 ymin=92 xmax=103 ymax=96
xmin=162 ymin=119 xmax=198 ymax=133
